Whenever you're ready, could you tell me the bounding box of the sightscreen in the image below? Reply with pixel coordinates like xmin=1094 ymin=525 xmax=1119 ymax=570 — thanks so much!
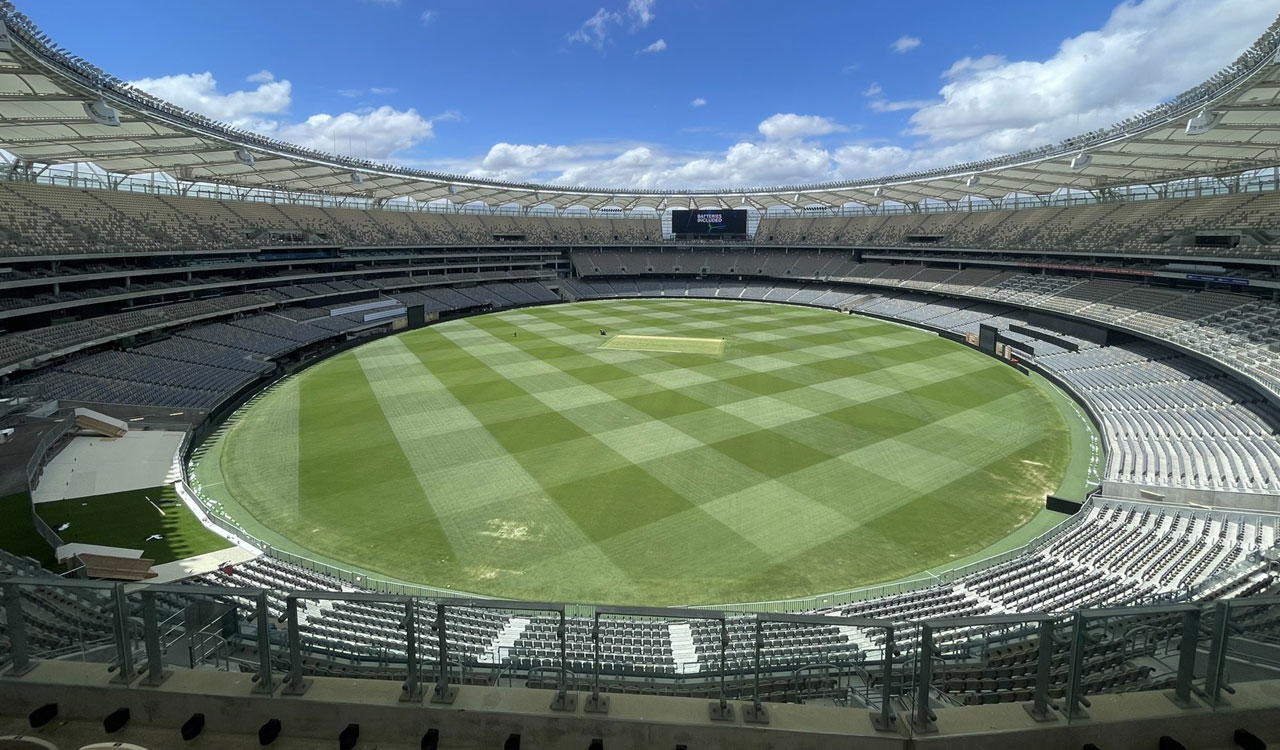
xmin=671 ymin=209 xmax=747 ymax=236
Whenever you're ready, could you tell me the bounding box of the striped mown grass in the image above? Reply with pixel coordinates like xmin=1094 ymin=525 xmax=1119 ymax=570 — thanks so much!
xmin=192 ymin=299 xmax=1087 ymax=605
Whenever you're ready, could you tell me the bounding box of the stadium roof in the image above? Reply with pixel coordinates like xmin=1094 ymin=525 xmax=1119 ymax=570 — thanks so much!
xmin=2 ymin=4 xmax=1280 ymax=211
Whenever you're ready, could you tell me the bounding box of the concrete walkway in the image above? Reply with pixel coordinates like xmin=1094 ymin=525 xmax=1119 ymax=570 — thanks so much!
xmin=144 ymin=547 xmax=258 ymax=585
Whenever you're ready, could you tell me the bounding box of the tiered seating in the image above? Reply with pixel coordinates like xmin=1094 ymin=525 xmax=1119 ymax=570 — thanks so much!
xmin=0 ymin=549 xmax=116 ymax=658
xmin=1041 ymin=344 xmax=1280 ymax=491
xmin=0 ymin=180 xmax=663 ymax=255
xmin=4 ymin=280 xmax=566 ymax=407
xmin=154 ymin=495 xmax=1275 ymax=693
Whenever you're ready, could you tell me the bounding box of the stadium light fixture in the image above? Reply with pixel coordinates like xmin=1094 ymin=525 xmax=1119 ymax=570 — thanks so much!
xmin=82 ymin=98 xmax=120 ymax=127
xmin=1185 ymin=109 xmax=1223 ymax=136
xmin=1070 ymin=152 xmax=1093 ymax=170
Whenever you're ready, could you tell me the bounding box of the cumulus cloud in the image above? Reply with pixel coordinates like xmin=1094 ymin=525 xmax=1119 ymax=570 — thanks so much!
xmin=430 ymin=111 xmax=940 ymax=190
xmin=905 ymin=0 xmax=1276 ymax=154
xmin=690 ymin=98 xmax=706 ymax=107
xmin=443 ymin=133 xmax=953 ymax=191
xmin=128 ymin=71 xmax=446 ymax=160
xmin=757 ymin=113 xmax=847 ymax=141
xmin=420 ymin=9 xmax=435 ymax=26
xmin=891 ymin=35 xmax=921 ymax=53
xmin=277 ymin=106 xmax=437 ymax=159
xmin=128 ymin=71 xmax=290 ymax=131
xmin=569 ymin=8 xmax=620 ymax=49
xmin=488 ymin=141 xmax=836 ymax=189
xmin=638 ymin=38 xmax=666 ymax=54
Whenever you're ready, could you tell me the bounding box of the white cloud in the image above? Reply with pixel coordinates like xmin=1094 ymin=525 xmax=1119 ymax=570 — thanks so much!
xmin=863 ymin=82 xmax=938 ymax=113
xmin=128 ymin=71 xmax=290 ymax=130
xmin=435 ymin=113 xmax=919 ymax=190
xmin=478 ymin=143 xmax=586 ymax=174
xmin=868 ymin=97 xmax=937 ymax=113
xmin=628 ymin=0 xmax=656 ymax=27
xmin=891 ymin=35 xmax=921 ymax=53
xmin=277 ymin=106 xmax=437 ymax=159
xmin=905 ymin=0 xmax=1276 ymax=154
xmin=757 ymin=113 xmax=847 ymax=141
xmin=129 ymin=71 xmax=444 ymax=161
xmin=568 ymin=8 xmax=620 ymax=49
xmin=246 ymin=70 xmax=274 ymax=84
xmin=638 ymin=38 xmax=666 ymax=54
xmin=338 ymin=86 xmax=398 ymax=98
xmin=690 ymin=98 xmax=706 ymax=107
xmin=457 ymin=140 xmax=842 ymax=190
xmin=420 ymin=9 xmax=435 ymax=26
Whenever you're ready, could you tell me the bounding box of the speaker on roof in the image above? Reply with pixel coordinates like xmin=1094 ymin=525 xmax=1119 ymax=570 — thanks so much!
xmin=351 ymin=172 xmax=365 ymax=185
xmin=235 ymin=149 xmax=256 ymax=167
xmin=872 ymin=187 xmax=884 ymax=198
xmin=966 ymin=174 xmax=980 ymax=187
xmin=83 ymin=98 xmax=120 ymax=126
xmin=1185 ymin=109 xmax=1223 ymax=136
xmin=1070 ymin=152 xmax=1092 ymax=170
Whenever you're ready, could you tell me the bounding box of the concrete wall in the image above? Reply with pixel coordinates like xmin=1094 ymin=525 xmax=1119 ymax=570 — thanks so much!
xmin=0 ymin=662 xmax=902 ymax=750
xmin=1101 ymin=480 xmax=1280 ymax=513
xmin=2 ymin=661 xmax=1279 ymax=750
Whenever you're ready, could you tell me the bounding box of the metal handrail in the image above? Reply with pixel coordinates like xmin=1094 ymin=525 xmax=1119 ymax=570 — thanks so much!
xmin=2 ymin=574 xmax=1276 ymax=732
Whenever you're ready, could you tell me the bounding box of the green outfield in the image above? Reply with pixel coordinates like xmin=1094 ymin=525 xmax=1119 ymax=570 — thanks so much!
xmin=191 ymin=299 xmax=1091 ymax=605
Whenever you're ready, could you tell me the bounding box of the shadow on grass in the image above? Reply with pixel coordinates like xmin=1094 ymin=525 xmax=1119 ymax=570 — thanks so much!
xmin=35 ymin=485 xmax=230 ymax=565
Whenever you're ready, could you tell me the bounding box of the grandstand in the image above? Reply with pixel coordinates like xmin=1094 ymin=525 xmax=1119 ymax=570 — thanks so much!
xmin=2 ymin=2 xmax=1280 ymax=748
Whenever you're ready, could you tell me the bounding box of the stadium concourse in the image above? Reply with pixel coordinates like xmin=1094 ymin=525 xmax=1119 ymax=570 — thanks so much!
xmin=1 ymin=2 xmax=1280 ymax=748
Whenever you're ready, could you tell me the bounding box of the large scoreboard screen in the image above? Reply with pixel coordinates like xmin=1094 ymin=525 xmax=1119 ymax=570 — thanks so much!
xmin=671 ymin=209 xmax=748 ymax=236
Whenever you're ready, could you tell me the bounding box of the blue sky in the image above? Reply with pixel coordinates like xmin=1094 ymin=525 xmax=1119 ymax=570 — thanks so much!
xmin=18 ymin=0 xmax=1280 ymax=189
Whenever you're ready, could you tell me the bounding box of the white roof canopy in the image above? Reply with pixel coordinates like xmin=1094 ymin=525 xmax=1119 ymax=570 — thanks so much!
xmin=2 ymin=3 xmax=1280 ymax=211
